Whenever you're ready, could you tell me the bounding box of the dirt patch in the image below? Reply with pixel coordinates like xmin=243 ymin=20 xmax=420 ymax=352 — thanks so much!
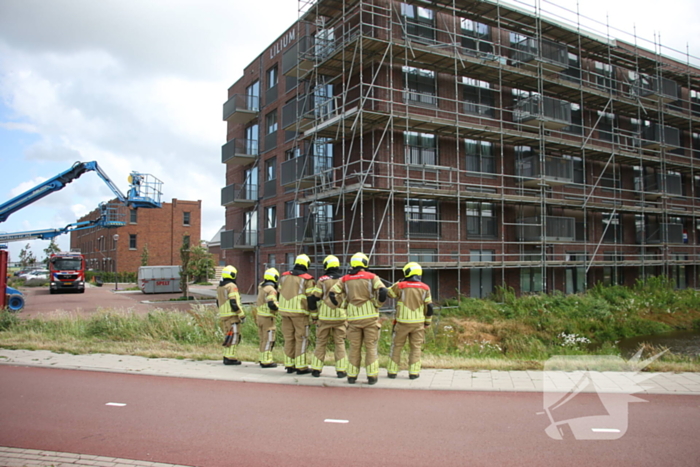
xmin=452 ymin=318 xmax=499 ymax=344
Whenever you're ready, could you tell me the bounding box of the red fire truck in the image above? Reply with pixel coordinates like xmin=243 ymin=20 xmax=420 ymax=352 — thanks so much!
xmin=48 ymin=252 xmax=86 ymax=294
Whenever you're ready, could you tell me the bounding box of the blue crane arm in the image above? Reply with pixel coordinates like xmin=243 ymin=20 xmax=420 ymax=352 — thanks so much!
xmin=0 ymin=161 xmax=162 ymax=224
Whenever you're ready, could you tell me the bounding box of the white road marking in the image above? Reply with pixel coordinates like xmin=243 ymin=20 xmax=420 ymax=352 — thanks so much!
xmin=591 ymin=428 xmax=621 ymax=433
xmin=106 ymin=403 xmax=127 ymax=407
xmin=324 ymin=419 xmax=349 ymax=424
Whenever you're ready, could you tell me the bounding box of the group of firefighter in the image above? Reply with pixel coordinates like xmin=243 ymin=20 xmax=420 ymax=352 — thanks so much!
xmin=215 ymin=252 xmax=434 ymax=385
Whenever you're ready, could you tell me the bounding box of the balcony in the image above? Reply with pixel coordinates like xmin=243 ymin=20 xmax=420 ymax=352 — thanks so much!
xmin=639 ymin=173 xmax=683 ymax=200
xmin=641 ymin=123 xmax=680 ymax=150
xmin=220 ymin=229 xmax=257 ymax=250
xmin=281 ymin=217 xmax=308 ymax=244
xmin=512 ymin=36 xmax=568 ymax=72
xmin=281 ymin=154 xmax=316 ymax=189
xmin=517 ymin=216 xmax=576 ymax=242
xmin=630 ymin=75 xmax=680 ymax=103
xmin=263 ymin=227 xmax=276 ymax=246
xmin=223 ymin=94 xmax=259 ymax=124
xmin=517 ymin=155 xmax=574 ymax=187
xmin=282 ymin=35 xmax=313 ymax=77
xmin=282 ymin=95 xmax=315 ymax=131
xmin=513 ymin=95 xmax=572 ymax=130
xmin=641 ymin=223 xmax=684 ymax=244
xmin=221 ymin=183 xmax=258 ymax=207
xmin=221 ymin=139 xmax=258 ymax=166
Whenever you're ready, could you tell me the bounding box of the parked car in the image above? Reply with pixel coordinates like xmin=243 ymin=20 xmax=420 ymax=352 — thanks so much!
xmin=23 ymin=269 xmax=49 ymax=281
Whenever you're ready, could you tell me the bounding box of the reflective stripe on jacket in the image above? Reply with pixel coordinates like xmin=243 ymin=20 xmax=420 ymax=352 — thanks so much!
xmin=217 ymin=281 xmax=243 ymax=318
xmin=388 ymin=280 xmax=433 ymax=324
xmin=256 ymin=282 xmax=279 ymax=317
xmin=330 ymin=270 xmax=384 ymax=321
xmin=311 ymin=275 xmax=346 ymax=321
xmin=279 ymin=271 xmax=315 ymax=315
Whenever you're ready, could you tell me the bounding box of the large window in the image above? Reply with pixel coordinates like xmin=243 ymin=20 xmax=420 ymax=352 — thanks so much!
xmin=285 ymin=200 xmax=300 ymax=219
xmin=183 ymin=212 xmax=191 ymax=226
xmin=466 ymin=202 xmax=496 ymax=238
xmin=400 ymin=3 xmax=435 ymax=43
xmin=246 ymin=80 xmax=260 ymax=111
xmin=245 ymin=124 xmax=259 ymax=154
xmin=603 ymin=253 xmax=624 ymax=286
xmin=405 ymin=199 xmax=439 ymax=237
xmin=565 ymin=253 xmax=586 ymax=294
xmin=602 ymin=212 xmax=623 ymax=243
xmin=403 ymin=66 xmax=437 ymax=105
xmin=460 ymin=18 xmax=492 ymax=53
xmin=462 ymin=77 xmax=494 ymax=117
xmin=129 ymin=234 xmax=137 ymax=250
xmin=267 ymin=65 xmax=278 ymax=90
xmin=594 ymin=61 xmax=616 ymax=93
xmin=521 ymin=254 xmax=543 ymax=293
xmin=470 ymin=250 xmax=494 ymax=298
xmin=266 ymin=206 xmax=277 ymax=229
xmin=129 ymin=209 xmax=137 ymax=224
xmin=266 ymin=110 xmax=278 ymax=135
xmin=597 ymin=112 xmax=617 ymax=142
xmin=465 ymin=139 xmax=494 ymax=173
xmin=404 ymin=131 xmax=437 ymax=165
xmin=265 ymin=158 xmax=276 ymax=182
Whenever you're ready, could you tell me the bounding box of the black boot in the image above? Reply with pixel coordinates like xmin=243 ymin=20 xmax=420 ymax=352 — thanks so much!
xmin=348 ymin=377 xmax=357 ymax=384
xmin=387 ymin=373 xmax=397 ymax=379
xmin=367 ymin=376 xmax=378 ymax=385
xmin=285 ymin=367 xmax=296 ymax=373
xmin=260 ymin=362 xmax=278 ymax=368
xmin=312 ymin=370 xmax=321 ymax=377
xmin=409 ymin=374 xmax=420 ymax=380
xmin=296 ymin=368 xmax=312 ymax=375
xmin=336 ymin=371 xmax=347 ymax=378
xmin=223 ymin=357 xmax=241 ymax=366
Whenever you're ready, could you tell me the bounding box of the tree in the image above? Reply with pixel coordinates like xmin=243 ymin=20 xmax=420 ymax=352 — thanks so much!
xmin=141 ymin=244 xmax=150 ymax=267
xmin=43 ymin=239 xmax=61 ymax=267
xmin=179 ymin=236 xmax=190 ymax=299
xmin=186 ymin=242 xmax=216 ymax=284
xmin=19 ymin=244 xmax=36 ymax=269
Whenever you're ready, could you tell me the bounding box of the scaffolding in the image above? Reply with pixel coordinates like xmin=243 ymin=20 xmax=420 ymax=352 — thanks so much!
xmin=223 ymin=0 xmax=700 ymax=298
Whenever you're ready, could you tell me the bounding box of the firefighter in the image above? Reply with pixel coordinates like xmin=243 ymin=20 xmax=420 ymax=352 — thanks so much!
xmin=217 ymin=265 xmax=245 ymax=365
xmin=278 ymin=254 xmax=317 ymax=375
xmin=256 ymin=268 xmax=280 ymax=368
xmin=387 ymin=262 xmax=434 ymax=380
xmin=329 ymin=252 xmax=388 ymax=385
xmin=309 ymin=255 xmax=347 ymax=378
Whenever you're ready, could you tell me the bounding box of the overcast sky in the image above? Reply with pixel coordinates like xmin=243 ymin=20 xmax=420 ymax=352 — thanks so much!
xmin=1 ymin=0 xmax=698 ymax=263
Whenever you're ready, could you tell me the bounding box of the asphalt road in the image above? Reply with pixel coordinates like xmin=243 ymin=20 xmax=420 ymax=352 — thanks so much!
xmin=1 ymin=366 xmax=699 ymax=467
xmin=14 ymin=285 xmax=214 ymax=318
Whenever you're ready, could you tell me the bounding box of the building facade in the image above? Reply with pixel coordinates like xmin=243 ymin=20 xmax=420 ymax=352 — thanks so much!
xmin=221 ymin=0 xmax=700 ymax=298
xmin=71 ymin=199 xmax=201 ymax=274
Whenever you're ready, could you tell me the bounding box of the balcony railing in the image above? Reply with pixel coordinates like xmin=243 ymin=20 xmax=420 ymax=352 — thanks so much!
xmin=518 ymin=216 xmax=576 ymax=242
xmin=513 ymin=95 xmax=572 ymax=130
xmin=281 ymin=154 xmax=316 ymax=188
xmin=221 ymin=138 xmax=258 ymax=165
xmin=221 ymin=183 xmax=258 ymax=207
xmin=282 ymin=35 xmax=312 ymax=77
xmin=263 ymin=227 xmax=276 ymax=246
xmin=638 ymin=173 xmax=683 ymax=199
xmin=641 ymin=223 xmax=684 ymax=244
xmin=281 ymin=217 xmax=307 ymax=244
xmin=641 ymin=123 xmax=680 ymax=149
xmin=630 ymin=75 xmax=680 ymax=102
xmin=223 ymin=94 xmax=259 ymax=124
xmin=220 ymin=229 xmax=257 ymax=250
xmin=517 ymin=155 xmax=574 ymax=186
xmin=512 ymin=36 xmax=568 ymax=72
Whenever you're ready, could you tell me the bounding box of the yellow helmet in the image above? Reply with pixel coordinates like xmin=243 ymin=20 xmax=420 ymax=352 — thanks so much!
xmin=323 ymin=255 xmax=340 ymax=270
xmin=294 ymin=254 xmax=311 ymax=269
xmin=221 ymin=265 xmax=237 ymax=280
xmin=264 ymin=268 xmax=280 ymax=282
xmin=350 ymin=252 xmax=369 ymax=268
xmin=403 ymin=262 xmax=422 ymax=278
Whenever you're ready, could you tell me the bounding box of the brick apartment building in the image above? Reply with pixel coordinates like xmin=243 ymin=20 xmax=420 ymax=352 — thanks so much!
xmin=221 ymin=0 xmax=700 ymax=298
xmin=71 ymin=199 xmax=202 ymax=274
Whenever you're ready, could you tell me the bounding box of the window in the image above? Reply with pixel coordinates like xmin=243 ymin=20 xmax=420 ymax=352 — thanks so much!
xmin=315 ymin=27 xmax=335 ymax=59
xmin=405 ymin=199 xmax=439 ymax=237
xmin=246 ymin=80 xmax=260 ymax=111
xmin=286 ymin=253 xmax=295 ymax=270
xmin=266 ymin=110 xmax=278 ymax=134
xmin=465 ymin=139 xmax=494 ymax=173
xmin=403 ymin=66 xmax=437 ymax=105
xmin=597 ymin=112 xmax=617 ymax=142
xmin=265 ymin=158 xmax=276 ymax=181
xmin=470 ymin=250 xmax=494 ymax=298
xmin=244 ymin=166 xmax=258 ymax=200
xmin=267 ymin=66 xmax=278 ymax=90
xmin=129 ymin=234 xmax=137 ymax=250
xmin=466 ymin=202 xmax=496 ymax=238
xmin=245 ymin=124 xmax=259 ymax=155
xmin=313 ymin=82 xmax=334 ymax=119
xmin=594 ymin=61 xmax=616 ymax=93
xmin=183 ymin=212 xmax=191 ymax=226
xmin=563 ymin=155 xmax=584 ymax=183
xmin=267 ymin=254 xmax=276 ymax=269
xmin=602 ymin=212 xmax=622 ymax=243
xmin=670 ymin=255 xmax=687 ymax=289
xmin=691 ymin=90 xmax=700 ymax=117
xmin=183 ymin=235 xmax=190 ymax=247
xmin=404 ymin=131 xmax=437 ymax=165
xmin=285 ymin=146 xmax=301 ymax=160
xmin=565 ymin=253 xmax=586 ymax=294
xmin=561 ymin=53 xmax=581 ymax=83
xmin=521 ymin=254 xmax=543 ymax=293
xmin=400 ymin=3 xmax=435 ymax=43
xmin=312 ymin=138 xmax=333 ymax=174
xmin=285 ymin=200 xmax=300 ymax=219
xmin=243 ymin=211 xmax=257 ymax=246
xmin=563 ymin=103 xmax=582 ymax=135
xmin=310 ymin=202 xmax=333 ymax=242
xmin=600 ymin=166 xmax=621 ymax=190
xmin=461 ymin=18 xmax=492 ymax=53
xmin=129 ymin=209 xmax=137 ymax=224
xmin=266 ymin=206 xmax=277 ymax=228
xmin=603 ymin=254 xmax=624 ymax=286
xmin=462 ymin=77 xmax=494 ymax=116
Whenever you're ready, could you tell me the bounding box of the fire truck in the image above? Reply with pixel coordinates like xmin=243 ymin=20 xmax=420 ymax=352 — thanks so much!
xmin=48 ymin=251 xmax=87 ymax=294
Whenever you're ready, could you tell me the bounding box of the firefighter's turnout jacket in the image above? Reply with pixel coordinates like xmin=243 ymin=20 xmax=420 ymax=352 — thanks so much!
xmin=217 ymin=278 xmax=244 ymax=360
xmin=255 ymin=280 xmax=279 ymax=365
xmin=279 ymin=268 xmax=316 ymax=370
xmin=310 ymin=270 xmax=347 ymax=373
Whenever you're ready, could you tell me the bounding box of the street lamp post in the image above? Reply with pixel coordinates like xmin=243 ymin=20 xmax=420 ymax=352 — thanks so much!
xmin=113 ymin=234 xmax=119 ymax=291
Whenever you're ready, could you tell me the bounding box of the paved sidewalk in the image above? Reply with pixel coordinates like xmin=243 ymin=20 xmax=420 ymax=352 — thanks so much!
xmin=0 ymin=446 xmax=194 ymax=467
xmin=1 ymin=349 xmax=699 ymax=394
